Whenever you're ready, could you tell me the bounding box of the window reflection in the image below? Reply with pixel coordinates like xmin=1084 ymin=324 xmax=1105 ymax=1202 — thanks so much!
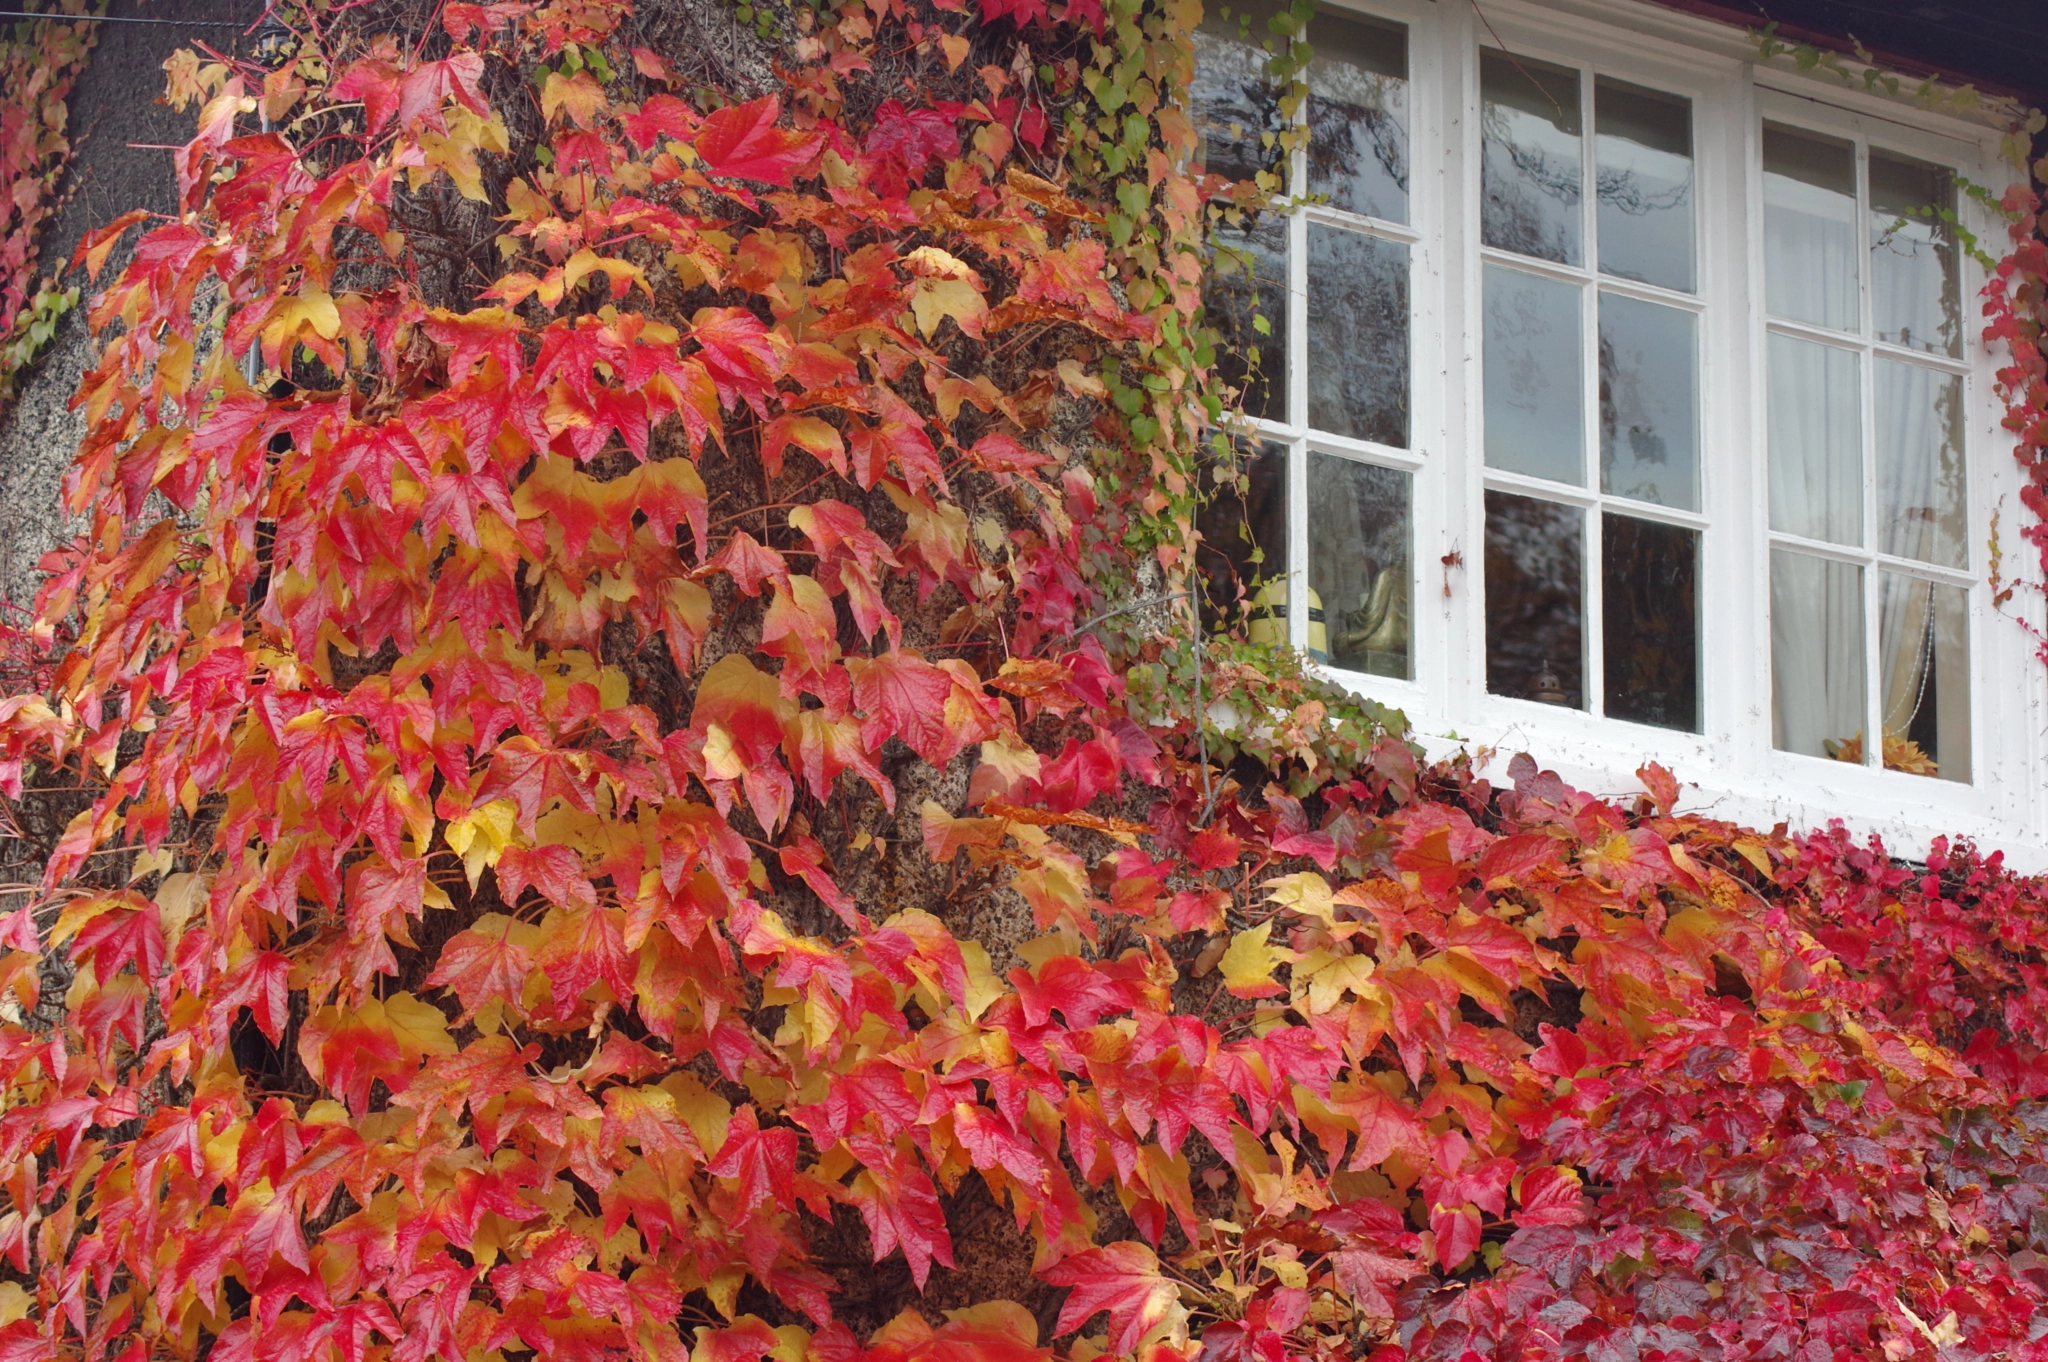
xmin=1480 ymin=51 xmax=1583 ymax=265
xmin=1599 ymin=293 xmax=1698 ymax=510
xmin=1208 ymin=217 xmax=1290 ymax=422
xmin=1307 ymin=9 xmax=1408 ymax=223
xmin=1595 ymin=77 xmax=1694 ymax=292
xmin=1763 ymin=124 xmax=1858 ymax=332
xmin=1485 ymin=492 xmax=1585 ymax=708
xmin=1309 ymin=454 xmax=1411 ymax=679
xmin=1603 ymin=515 xmax=1698 ymax=731
xmin=1197 ymin=437 xmax=1289 ymax=635
xmin=1309 ymin=226 xmax=1409 ymax=445
xmin=1870 ymin=151 xmax=1960 ymax=357
xmin=1192 ymin=1 xmax=1287 ymax=186
xmin=1485 ymin=265 xmax=1584 ymax=484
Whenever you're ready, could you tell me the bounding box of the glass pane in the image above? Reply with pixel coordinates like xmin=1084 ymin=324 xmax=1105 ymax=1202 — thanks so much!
xmin=1481 ymin=51 xmax=1582 ymax=265
xmin=1485 ymin=265 xmax=1584 ymax=484
xmin=1880 ymin=573 xmax=1969 ymax=783
xmin=1870 ymin=151 xmax=1960 ymax=357
xmin=1197 ymin=436 xmax=1288 ymax=634
xmin=1192 ymin=1 xmax=1286 ymax=185
xmin=1771 ymin=549 xmax=1866 ymax=761
xmin=1208 ymin=217 xmax=1289 ymax=422
xmin=1875 ymin=359 xmax=1965 ymax=568
xmin=1308 ymin=226 xmax=1409 ymax=445
xmin=1603 ymin=515 xmax=1698 ymax=731
xmin=1595 ymin=78 xmax=1694 ymax=292
xmin=1599 ymin=294 xmax=1698 ymax=509
xmin=1767 ymin=333 xmax=1862 ymax=546
xmin=1307 ymin=9 xmax=1408 ymax=223
xmin=1309 ymin=454 xmax=1410 ymax=678
xmin=1485 ymin=491 xmax=1584 ymax=708
xmin=1764 ymin=124 xmax=1858 ymax=331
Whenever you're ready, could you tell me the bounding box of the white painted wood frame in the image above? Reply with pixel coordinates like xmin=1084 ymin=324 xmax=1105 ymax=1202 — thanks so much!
xmin=1231 ymin=0 xmax=2048 ymax=866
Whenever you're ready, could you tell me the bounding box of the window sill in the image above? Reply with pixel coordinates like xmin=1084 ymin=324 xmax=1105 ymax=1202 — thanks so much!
xmin=1317 ymin=663 xmax=2048 ymax=873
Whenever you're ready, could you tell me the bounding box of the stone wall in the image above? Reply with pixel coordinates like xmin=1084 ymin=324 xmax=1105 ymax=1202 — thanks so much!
xmin=0 ymin=0 xmax=257 ymax=602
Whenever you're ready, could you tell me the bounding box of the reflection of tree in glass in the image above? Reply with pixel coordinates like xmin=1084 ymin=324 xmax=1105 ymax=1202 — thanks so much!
xmin=1205 ymin=218 xmax=1288 ymax=421
xmin=1481 ymin=103 xmax=1582 ymax=261
xmin=1597 ymin=329 xmax=1669 ymax=502
xmin=1309 ymin=456 xmax=1409 ymax=678
xmin=1308 ymin=228 xmax=1407 ymax=446
xmin=1603 ymin=516 xmax=1697 ymax=731
xmin=1594 ymin=163 xmax=1690 ymax=218
xmin=1308 ymin=89 xmax=1406 ymax=213
xmin=1196 ymin=438 xmax=1287 ymax=633
xmin=1484 ymin=492 xmax=1583 ymax=708
xmin=1192 ymin=30 xmax=1286 ymax=186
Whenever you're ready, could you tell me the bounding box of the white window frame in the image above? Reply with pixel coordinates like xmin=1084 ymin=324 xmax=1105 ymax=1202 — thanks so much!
xmin=1232 ymin=0 xmax=2048 ymax=866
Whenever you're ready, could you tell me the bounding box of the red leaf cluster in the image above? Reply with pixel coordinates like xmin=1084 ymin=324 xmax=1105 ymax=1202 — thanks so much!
xmin=0 ymin=2 xmax=2045 ymax=1362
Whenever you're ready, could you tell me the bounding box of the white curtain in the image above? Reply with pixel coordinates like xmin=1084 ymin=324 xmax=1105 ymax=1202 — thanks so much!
xmin=1767 ymin=329 xmax=1865 ymax=759
xmin=1762 ymin=149 xmax=1857 ymax=330
xmin=1877 ymin=574 xmax=1970 ymax=781
xmin=1772 ymin=549 xmax=1864 ymax=759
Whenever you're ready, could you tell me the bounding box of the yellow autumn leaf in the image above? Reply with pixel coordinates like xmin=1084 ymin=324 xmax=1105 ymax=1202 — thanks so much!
xmin=260 ymin=289 xmax=341 ymax=361
xmin=1057 ymin=357 xmax=1108 ymax=397
xmin=540 ymin=69 xmax=608 ymax=127
xmin=382 ymin=991 xmax=457 ymax=1057
xmin=1264 ymin=870 xmax=1336 ymax=925
xmin=660 ymin=1071 xmax=732 ymax=1156
xmin=1220 ymin=921 xmax=1291 ymax=998
xmin=909 ymin=275 xmax=988 ymax=338
xmin=701 ymin=722 xmax=748 ymax=780
xmin=1296 ymin=950 xmax=1379 ymax=1015
xmin=445 ymin=797 xmax=519 ymax=887
xmin=560 ymin=247 xmax=650 ymax=299
xmin=902 ymin=245 xmax=980 ymax=280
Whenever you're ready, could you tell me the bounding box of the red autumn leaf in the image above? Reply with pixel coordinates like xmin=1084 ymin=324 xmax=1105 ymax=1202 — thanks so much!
xmin=213 ymin=949 xmax=294 ymax=1045
xmin=1530 ymin=1022 xmax=1589 ymax=1078
xmin=622 ymin=92 xmax=699 ymax=151
xmin=695 ymin=95 xmax=820 ymax=185
xmin=495 ymin=843 xmax=597 ymax=911
xmin=690 ymin=306 xmax=787 ymax=409
xmin=845 ymin=1133 xmax=955 ymax=1288
xmin=966 ymin=432 xmax=1051 ymax=472
xmin=780 ymin=836 xmax=861 ymax=928
xmin=535 ymin=905 xmax=634 ymax=1016
xmin=1331 ymin=1249 xmax=1416 ymax=1318
xmin=849 ymin=650 xmax=963 ymax=766
xmin=708 ymin=529 xmax=790 ymax=597
xmin=1012 ymin=954 xmax=1128 ymax=1028
xmin=1186 ymin=822 xmax=1242 ymax=872
xmin=1429 ymin=1202 xmax=1483 ymax=1271
xmin=951 ymin=1102 xmax=1048 ymax=1187
xmin=1514 ymin=1166 xmax=1587 ymax=1227
xmin=707 ymin=1105 xmax=799 ymax=1211
xmin=70 ymin=904 xmax=165 ymax=981
xmin=1039 ymin=1242 xmax=1178 ymax=1354
xmin=866 ymin=100 xmax=959 ymax=176
xmin=424 ymin=917 xmax=533 ymax=1017
xmin=760 ymin=574 xmax=841 ymax=676
xmin=760 ymin=412 xmax=847 ymax=481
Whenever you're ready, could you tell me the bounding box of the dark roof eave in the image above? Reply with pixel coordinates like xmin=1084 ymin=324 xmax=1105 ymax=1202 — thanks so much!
xmin=1635 ymin=0 xmax=2047 ymax=112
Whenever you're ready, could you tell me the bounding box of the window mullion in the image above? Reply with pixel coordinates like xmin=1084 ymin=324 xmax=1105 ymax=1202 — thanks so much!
xmin=1856 ymin=138 xmax=1885 ymax=768
xmin=1581 ymin=64 xmax=1604 ymax=719
xmin=1287 ymin=47 xmax=1310 ymax=656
